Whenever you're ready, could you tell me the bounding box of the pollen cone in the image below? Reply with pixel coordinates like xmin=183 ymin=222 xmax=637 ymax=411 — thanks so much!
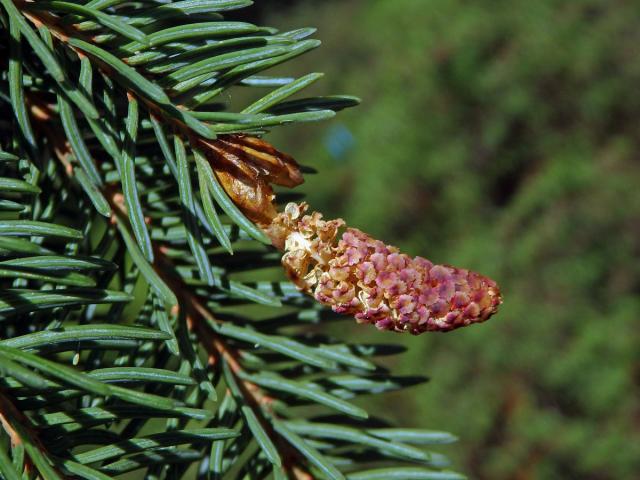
xmin=265 ymin=203 xmax=502 ymax=334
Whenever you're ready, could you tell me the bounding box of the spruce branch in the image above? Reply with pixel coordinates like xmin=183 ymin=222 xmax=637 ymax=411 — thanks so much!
xmin=12 ymin=82 xmax=464 ymax=479
xmin=0 ymin=1 xmax=498 ymax=479
xmin=73 ymin=152 xmax=354 ymax=478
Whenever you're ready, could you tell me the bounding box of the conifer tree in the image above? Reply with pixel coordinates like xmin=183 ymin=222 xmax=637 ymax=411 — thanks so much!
xmin=0 ymin=1 xmax=500 ymax=479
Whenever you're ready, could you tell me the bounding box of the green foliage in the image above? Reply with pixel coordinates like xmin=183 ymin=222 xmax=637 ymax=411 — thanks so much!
xmin=0 ymin=1 xmax=465 ymax=479
xmin=266 ymin=1 xmax=640 ymax=479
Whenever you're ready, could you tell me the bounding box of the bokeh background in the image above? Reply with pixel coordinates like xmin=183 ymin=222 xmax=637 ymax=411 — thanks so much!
xmin=243 ymin=1 xmax=640 ymax=479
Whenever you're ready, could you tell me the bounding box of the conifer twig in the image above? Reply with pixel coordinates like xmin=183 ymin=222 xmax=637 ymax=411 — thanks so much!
xmin=158 ymin=247 xmax=315 ymax=479
xmin=35 ymin=107 xmax=315 ymax=477
xmin=0 ymin=390 xmax=66 ymax=479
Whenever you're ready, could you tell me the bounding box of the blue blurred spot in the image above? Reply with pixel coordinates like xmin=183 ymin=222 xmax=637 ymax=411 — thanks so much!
xmin=324 ymin=124 xmax=355 ymax=163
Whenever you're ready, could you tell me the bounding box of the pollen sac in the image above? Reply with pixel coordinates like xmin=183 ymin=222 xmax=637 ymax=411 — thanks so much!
xmin=266 ymin=203 xmax=502 ymax=334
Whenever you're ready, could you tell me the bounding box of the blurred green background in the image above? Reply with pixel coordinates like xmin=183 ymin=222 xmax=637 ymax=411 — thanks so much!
xmin=246 ymin=1 xmax=640 ymax=479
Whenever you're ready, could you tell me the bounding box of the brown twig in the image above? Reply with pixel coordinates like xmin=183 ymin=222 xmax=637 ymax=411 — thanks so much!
xmin=0 ymin=389 xmax=68 ymax=478
xmin=0 ymin=391 xmax=23 ymax=448
xmin=154 ymin=247 xmax=310 ymax=477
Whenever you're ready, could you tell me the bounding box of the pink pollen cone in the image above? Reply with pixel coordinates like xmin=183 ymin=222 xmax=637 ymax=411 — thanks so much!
xmin=265 ymin=203 xmax=502 ymax=334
